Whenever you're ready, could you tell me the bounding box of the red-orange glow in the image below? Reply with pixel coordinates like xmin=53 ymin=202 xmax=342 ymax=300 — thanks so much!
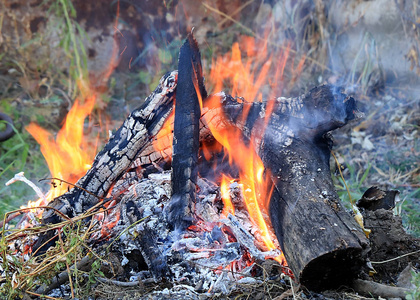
xmin=152 ymin=110 xmax=174 ymax=162
xmin=220 ymin=175 xmax=234 ymax=217
xmin=99 ymin=200 xmax=121 ymax=239
xmin=192 ymin=63 xmax=204 ymax=111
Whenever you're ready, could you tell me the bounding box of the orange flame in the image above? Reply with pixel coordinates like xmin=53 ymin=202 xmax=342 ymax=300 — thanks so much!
xmin=23 ymin=8 xmax=123 ymax=211
xmin=153 ymin=110 xmax=174 ymax=162
xmin=204 ymin=35 xmax=306 ymax=264
xmin=25 ymin=96 xmax=98 ymax=207
xmin=220 ymin=174 xmax=234 ymax=217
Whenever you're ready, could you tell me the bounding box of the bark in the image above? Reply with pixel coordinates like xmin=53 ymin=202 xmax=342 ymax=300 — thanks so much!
xmin=259 ymin=86 xmax=369 ymax=290
xmin=31 ymin=62 xmax=368 ymax=292
xmin=166 ymin=33 xmax=207 ymax=230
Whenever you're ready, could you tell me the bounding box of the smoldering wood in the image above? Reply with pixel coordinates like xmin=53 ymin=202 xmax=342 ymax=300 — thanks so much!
xmin=124 ymin=86 xmax=369 ymax=290
xmin=37 ymin=85 xmax=368 ymax=290
xmin=166 ymin=33 xmax=207 ymax=231
xmin=102 ymin=172 xmax=282 ymax=294
xmin=258 ymin=86 xmax=370 ymax=290
xmin=29 ymin=60 xmax=368 ymax=291
xmin=193 ymin=87 xmax=370 ymax=290
xmin=53 ymin=70 xmax=177 ymax=218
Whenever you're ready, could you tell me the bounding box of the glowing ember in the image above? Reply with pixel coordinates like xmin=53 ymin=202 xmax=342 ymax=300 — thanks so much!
xmin=20 ymin=34 xmax=299 ymax=266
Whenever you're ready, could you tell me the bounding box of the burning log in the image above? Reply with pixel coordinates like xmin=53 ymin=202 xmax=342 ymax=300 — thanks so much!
xmin=203 ymin=88 xmax=370 ymax=290
xmin=166 ymin=33 xmax=207 ymax=231
xmin=258 ymin=87 xmax=370 ymax=290
xmin=33 ymin=71 xmax=177 ymax=252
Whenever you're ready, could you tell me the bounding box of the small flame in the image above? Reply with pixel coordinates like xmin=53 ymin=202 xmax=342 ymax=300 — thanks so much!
xmin=22 ymin=12 xmax=123 ymax=212
xmin=153 ymin=110 xmax=174 ymax=162
xmin=220 ymin=175 xmax=234 ymax=217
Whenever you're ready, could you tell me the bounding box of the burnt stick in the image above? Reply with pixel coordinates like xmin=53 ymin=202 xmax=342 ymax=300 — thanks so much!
xmin=165 ymin=33 xmax=207 ymax=230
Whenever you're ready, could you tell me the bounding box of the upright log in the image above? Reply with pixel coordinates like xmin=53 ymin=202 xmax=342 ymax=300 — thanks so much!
xmin=259 ymin=86 xmax=369 ymax=290
xmin=166 ymin=33 xmax=207 ymax=230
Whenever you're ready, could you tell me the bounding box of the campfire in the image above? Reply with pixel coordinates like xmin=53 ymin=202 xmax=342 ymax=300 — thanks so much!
xmin=1 ymin=31 xmax=373 ymax=297
xmin=2 ymin=0 xmax=420 ymax=298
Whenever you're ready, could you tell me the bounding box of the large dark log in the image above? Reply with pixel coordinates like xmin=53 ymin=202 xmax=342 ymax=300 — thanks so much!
xmin=258 ymin=86 xmax=370 ymax=290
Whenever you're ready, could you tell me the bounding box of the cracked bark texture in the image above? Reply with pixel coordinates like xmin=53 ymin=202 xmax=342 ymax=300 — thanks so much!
xmin=39 ymin=71 xmax=177 ymax=227
xmin=259 ymin=86 xmax=369 ymax=290
xmin=196 ymin=86 xmax=370 ymax=290
xmin=166 ymin=33 xmax=207 ymax=231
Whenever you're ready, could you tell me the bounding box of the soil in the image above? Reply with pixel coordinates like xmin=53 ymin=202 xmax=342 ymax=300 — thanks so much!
xmin=363 ymin=208 xmax=420 ymax=284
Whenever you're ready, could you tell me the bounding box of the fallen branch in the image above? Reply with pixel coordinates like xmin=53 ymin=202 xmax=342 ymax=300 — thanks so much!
xmin=35 ymin=255 xmax=94 ymax=295
xmin=97 ymin=277 xmax=155 ymax=287
xmin=352 ymin=279 xmax=410 ymax=299
xmin=371 ymin=249 xmax=420 ymax=264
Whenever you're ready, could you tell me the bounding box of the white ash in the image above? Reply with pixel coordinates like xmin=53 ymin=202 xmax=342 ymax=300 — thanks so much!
xmin=98 ymin=170 xmax=284 ymax=296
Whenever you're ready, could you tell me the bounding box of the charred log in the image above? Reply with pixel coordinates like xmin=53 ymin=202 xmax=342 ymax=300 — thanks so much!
xmin=29 ymin=34 xmax=370 ymax=292
xmin=166 ymin=33 xmax=207 ymax=231
xmin=259 ymin=86 xmax=370 ymax=290
xmin=197 ymin=87 xmax=370 ymax=290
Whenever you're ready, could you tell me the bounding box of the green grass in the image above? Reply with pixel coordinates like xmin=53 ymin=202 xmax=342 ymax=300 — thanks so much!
xmin=397 ymin=189 xmax=420 ymax=237
xmin=0 ymin=123 xmax=49 ymax=218
xmin=333 ymin=161 xmax=372 ymax=209
xmin=0 ymin=216 xmax=106 ymax=298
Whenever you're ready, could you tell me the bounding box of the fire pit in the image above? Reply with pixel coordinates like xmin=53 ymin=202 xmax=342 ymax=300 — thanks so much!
xmin=2 ymin=33 xmax=370 ymax=297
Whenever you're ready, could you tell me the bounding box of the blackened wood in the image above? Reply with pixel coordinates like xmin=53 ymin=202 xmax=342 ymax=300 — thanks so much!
xmin=199 ymin=88 xmax=370 ymax=290
xmin=166 ymin=33 xmax=207 ymax=230
xmin=258 ymin=86 xmax=369 ymax=291
xmin=356 ymin=186 xmax=398 ymax=210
